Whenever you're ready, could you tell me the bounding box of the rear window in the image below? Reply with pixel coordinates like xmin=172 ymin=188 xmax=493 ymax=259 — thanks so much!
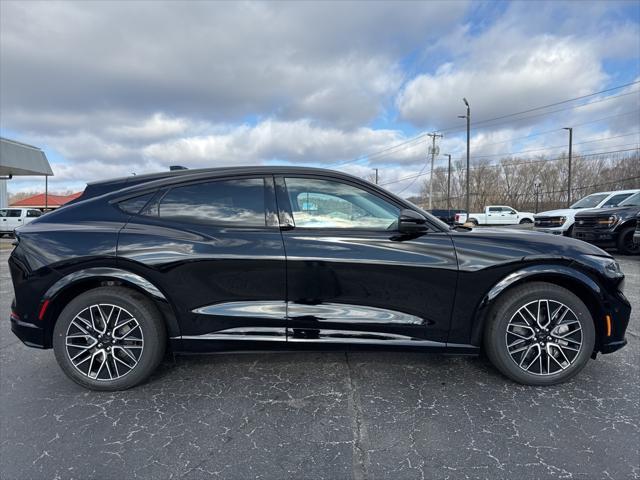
xmin=149 ymin=178 xmax=266 ymax=226
xmin=0 ymin=209 xmax=22 ymax=218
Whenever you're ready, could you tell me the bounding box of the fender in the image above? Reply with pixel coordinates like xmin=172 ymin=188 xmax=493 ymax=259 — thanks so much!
xmin=44 ymin=267 xmax=181 ymax=338
xmin=45 ymin=267 xmax=167 ymax=300
xmin=469 ymin=263 xmax=604 ymax=346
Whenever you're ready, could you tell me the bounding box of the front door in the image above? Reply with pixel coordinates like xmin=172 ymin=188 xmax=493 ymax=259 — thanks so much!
xmin=275 ymin=175 xmax=458 ymax=348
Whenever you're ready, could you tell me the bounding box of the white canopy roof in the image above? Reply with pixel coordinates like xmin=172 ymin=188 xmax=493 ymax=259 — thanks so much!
xmin=0 ymin=137 xmax=53 ymax=176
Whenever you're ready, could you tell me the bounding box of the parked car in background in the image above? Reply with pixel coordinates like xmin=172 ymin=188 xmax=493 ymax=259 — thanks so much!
xmin=9 ymin=167 xmax=630 ymax=390
xmin=534 ymin=189 xmax=639 ymax=237
xmin=634 ymin=213 xmax=640 ymax=246
xmin=455 ymin=206 xmax=534 ymax=225
xmin=428 ymin=209 xmax=466 ymax=225
xmin=573 ymin=192 xmax=640 ymax=255
xmin=0 ymin=207 xmax=43 ymax=236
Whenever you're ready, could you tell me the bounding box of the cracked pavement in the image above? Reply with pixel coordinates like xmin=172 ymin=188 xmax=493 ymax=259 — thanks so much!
xmin=1 ymin=244 xmax=638 ymax=479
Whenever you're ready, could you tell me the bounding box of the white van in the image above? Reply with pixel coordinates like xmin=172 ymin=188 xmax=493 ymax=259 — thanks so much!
xmin=0 ymin=208 xmax=43 ymax=236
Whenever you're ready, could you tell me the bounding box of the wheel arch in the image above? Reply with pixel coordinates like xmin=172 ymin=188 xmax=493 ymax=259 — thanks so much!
xmin=41 ymin=267 xmax=181 ymax=347
xmin=470 ymin=264 xmax=606 ymax=351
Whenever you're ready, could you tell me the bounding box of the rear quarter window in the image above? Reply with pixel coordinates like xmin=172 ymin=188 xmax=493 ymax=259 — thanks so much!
xmin=118 ymin=192 xmax=156 ymax=215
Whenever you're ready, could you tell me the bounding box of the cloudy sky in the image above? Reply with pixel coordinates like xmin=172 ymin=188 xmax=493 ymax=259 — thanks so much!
xmin=1 ymin=0 xmax=639 ymax=197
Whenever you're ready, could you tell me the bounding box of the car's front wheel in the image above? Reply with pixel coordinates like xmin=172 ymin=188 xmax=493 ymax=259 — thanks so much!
xmin=484 ymin=282 xmax=595 ymax=385
xmin=53 ymin=287 xmax=166 ymax=391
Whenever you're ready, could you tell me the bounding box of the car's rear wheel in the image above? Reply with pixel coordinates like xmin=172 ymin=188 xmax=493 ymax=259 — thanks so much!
xmin=484 ymin=282 xmax=595 ymax=385
xmin=53 ymin=287 xmax=166 ymax=391
xmin=519 ymin=218 xmax=533 ymax=224
xmin=616 ymin=226 xmax=640 ymax=255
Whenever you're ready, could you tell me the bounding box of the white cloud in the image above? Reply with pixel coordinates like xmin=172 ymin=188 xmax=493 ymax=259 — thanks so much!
xmin=397 ymin=33 xmax=607 ymax=128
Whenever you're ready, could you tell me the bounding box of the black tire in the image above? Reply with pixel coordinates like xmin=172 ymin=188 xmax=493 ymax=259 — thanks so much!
xmin=483 ymin=282 xmax=595 ymax=386
xmin=616 ymin=226 xmax=640 ymax=255
xmin=519 ymin=218 xmax=533 ymax=224
xmin=53 ymin=287 xmax=166 ymax=391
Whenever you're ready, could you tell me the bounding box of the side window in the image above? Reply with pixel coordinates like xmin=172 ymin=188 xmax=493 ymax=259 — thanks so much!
xmin=7 ymin=210 xmax=22 ymax=218
xmin=154 ymin=178 xmax=266 ymax=226
xmin=284 ymin=177 xmax=400 ymax=229
xmin=602 ymin=193 xmax=632 ymax=207
xmin=489 ymin=207 xmax=500 ymax=213
xmin=118 ymin=192 xmax=156 ymax=215
xmin=0 ymin=209 xmax=7 ymax=218
xmin=26 ymin=210 xmax=42 ymax=217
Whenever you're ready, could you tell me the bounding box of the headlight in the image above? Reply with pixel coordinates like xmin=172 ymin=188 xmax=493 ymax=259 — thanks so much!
xmin=597 ymin=215 xmax=617 ymax=227
xmin=583 ymin=255 xmax=624 ymax=278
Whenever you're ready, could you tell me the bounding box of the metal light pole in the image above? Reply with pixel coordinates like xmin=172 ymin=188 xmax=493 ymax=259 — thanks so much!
xmin=374 ymin=168 xmax=379 ymax=185
xmin=563 ymin=127 xmax=573 ymax=207
xmin=445 ymin=154 xmax=452 ymax=211
xmin=45 ymin=175 xmax=48 ymax=210
xmin=458 ymin=98 xmax=470 ymax=214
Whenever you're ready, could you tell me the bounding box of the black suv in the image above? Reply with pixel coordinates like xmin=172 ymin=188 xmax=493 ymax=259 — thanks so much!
xmin=8 ymin=167 xmax=631 ymax=390
xmin=573 ymin=192 xmax=640 ymax=255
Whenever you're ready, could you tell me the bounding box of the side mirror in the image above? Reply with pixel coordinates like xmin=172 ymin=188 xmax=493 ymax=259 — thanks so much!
xmin=398 ymin=209 xmax=428 ymax=233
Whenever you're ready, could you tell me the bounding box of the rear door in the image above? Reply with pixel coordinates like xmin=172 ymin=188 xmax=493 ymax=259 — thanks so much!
xmin=275 ymin=174 xmax=458 ymax=347
xmin=117 ymin=175 xmax=288 ymax=350
xmin=0 ymin=209 xmax=23 ymax=232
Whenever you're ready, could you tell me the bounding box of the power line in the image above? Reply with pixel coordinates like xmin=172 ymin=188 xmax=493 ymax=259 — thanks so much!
xmin=380 ymin=147 xmax=639 ymax=188
xmin=376 ymin=109 xmax=639 ymax=179
xmin=442 ymin=175 xmax=640 ymax=201
xmin=334 ymin=108 xmax=640 ymax=167
xmin=331 ymin=81 xmax=640 ymax=167
xmin=470 ymin=135 xmax=640 ymax=160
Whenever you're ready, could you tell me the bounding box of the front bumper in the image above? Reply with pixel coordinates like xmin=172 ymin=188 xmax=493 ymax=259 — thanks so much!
xmin=573 ymin=230 xmax=616 ymax=246
xmin=534 ymin=226 xmax=566 ymax=235
xmin=597 ymin=288 xmax=631 ymax=355
xmin=10 ymin=313 xmax=47 ymax=349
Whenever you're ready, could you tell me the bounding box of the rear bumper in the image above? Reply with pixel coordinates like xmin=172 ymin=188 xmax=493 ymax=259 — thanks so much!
xmin=10 ymin=314 xmax=47 ymax=349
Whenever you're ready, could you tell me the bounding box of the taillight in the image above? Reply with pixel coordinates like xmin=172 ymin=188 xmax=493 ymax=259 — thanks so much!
xmin=455 ymin=214 xmax=460 ymax=222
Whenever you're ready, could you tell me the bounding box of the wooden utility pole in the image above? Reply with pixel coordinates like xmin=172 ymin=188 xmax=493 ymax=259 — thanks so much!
xmin=427 ymin=132 xmax=443 ymax=210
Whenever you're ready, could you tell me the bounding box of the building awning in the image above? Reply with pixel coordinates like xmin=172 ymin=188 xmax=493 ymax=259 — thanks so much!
xmin=0 ymin=137 xmax=54 ymax=176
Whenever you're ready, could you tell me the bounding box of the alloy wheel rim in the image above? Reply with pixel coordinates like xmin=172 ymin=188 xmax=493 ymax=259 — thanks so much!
xmin=505 ymin=299 xmax=583 ymax=376
xmin=65 ymin=304 xmax=144 ymax=381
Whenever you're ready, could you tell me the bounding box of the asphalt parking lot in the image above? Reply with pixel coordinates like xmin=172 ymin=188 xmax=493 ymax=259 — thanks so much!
xmin=0 ymin=239 xmax=638 ymax=480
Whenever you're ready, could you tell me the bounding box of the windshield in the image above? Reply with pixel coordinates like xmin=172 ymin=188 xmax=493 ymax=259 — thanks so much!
xmin=570 ymin=193 xmax=609 ymax=209
xmin=619 ymin=192 xmax=640 ymax=207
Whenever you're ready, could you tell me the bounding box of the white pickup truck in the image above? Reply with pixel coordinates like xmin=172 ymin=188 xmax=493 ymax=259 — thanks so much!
xmin=0 ymin=208 xmax=43 ymax=236
xmin=455 ymin=206 xmax=535 ymax=226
